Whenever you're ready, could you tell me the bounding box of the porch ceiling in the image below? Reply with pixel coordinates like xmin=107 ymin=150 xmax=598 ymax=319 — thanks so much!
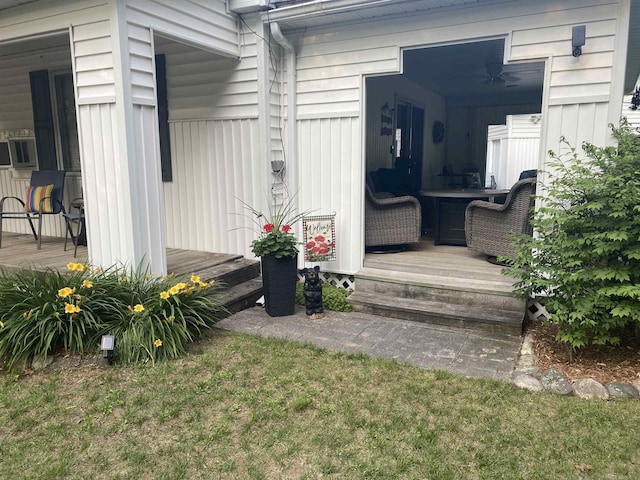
xmin=403 ymin=39 xmax=545 ymax=100
xmin=0 ymin=32 xmax=69 ymax=57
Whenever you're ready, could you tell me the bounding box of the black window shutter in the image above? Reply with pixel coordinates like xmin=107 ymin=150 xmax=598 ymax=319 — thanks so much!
xmin=155 ymin=54 xmax=172 ymax=182
xmin=29 ymin=70 xmax=58 ymax=170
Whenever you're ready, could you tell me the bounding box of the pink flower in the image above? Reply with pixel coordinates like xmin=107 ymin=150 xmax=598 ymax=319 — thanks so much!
xmin=314 ymin=235 xmax=325 ymax=242
xmin=264 ymin=223 xmax=275 ymax=233
xmin=306 ymin=241 xmax=316 ymax=249
xmin=282 ymin=225 xmax=291 ymax=233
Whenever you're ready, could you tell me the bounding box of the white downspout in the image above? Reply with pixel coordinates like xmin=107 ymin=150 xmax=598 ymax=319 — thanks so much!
xmin=270 ymin=22 xmax=298 ymax=212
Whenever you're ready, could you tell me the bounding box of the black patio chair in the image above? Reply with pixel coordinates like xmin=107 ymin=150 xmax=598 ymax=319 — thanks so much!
xmin=0 ymin=170 xmax=67 ymax=249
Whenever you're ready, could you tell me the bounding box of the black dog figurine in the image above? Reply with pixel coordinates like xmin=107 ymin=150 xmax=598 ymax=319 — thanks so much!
xmin=300 ymin=266 xmax=323 ymax=319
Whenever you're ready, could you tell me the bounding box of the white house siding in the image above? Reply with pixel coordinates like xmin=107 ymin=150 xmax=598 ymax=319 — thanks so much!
xmin=486 ymin=114 xmax=541 ymax=189
xmin=158 ymin=21 xmax=266 ymax=261
xmin=275 ymin=0 xmax=628 ymax=274
xmin=298 ymin=116 xmax=360 ymax=274
xmin=124 ymin=0 xmax=238 ymax=58
xmin=164 ymin=118 xmax=264 ymax=258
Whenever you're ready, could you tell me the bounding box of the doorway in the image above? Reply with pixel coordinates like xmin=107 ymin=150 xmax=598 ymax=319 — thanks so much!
xmin=394 ymin=101 xmax=424 ymax=191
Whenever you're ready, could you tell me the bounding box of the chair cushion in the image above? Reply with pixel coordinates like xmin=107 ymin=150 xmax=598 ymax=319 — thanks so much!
xmin=24 ymin=184 xmax=55 ymax=213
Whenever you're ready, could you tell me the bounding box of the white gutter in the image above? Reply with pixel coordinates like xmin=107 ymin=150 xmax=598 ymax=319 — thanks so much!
xmin=265 ymin=0 xmax=395 ymax=21
xmin=270 ymin=22 xmax=298 ymax=204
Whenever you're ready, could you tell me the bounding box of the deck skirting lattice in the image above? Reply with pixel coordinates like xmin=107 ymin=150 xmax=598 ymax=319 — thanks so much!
xmin=297 ymin=271 xmax=355 ymax=290
xmin=527 ymin=297 xmax=550 ymax=321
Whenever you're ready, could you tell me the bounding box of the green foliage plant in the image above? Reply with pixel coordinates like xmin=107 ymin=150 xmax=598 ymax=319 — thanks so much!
xmin=296 ymin=281 xmax=353 ymax=312
xmin=0 ymin=262 xmax=226 ymax=369
xmin=507 ymin=121 xmax=640 ymax=352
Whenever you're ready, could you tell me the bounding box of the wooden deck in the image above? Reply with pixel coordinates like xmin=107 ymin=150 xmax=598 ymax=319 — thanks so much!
xmin=0 ymin=232 xmax=264 ymax=314
xmin=0 ymin=232 xmax=242 ymax=277
xmin=352 ymin=237 xmax=525 ymax=335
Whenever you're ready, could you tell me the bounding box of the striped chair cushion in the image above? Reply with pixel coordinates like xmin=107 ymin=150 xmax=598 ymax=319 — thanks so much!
xmin=24 ymin=184 xmax=55 ymax=213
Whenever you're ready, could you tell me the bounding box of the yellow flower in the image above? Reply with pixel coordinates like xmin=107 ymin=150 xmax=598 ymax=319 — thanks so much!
xmin=121 ymin=276 xmax=127 ymax=283
xmin=66 ymin=262 xmax=85 ymax=272
xmin=160 ymin=291 xmax=170 ymax=300
xmin=175 ymin=282 xmax=187 ymax=291
xmin=82 ymin=279 xmax=93 ymax=288
xmin=169 ymin=285 xmax=180 ymax=295
xmin=154 ymin=339 xmax=163 ymax=348
xmin=64 ymin=303 xmax=81 ymax=314
xmin=190 ymin=274 xmax=200 ymax=283
xmin=145 ymin=274 xmax=151 ymax=280
xmin=133 ymin=304 xmax=145 ymax=313
xmin=167 ymin=315 xmax=175 ymax=323
xmin=0 ymin=321 xmax=3 ymax=328
xmin=58 ymin=287 xmax=75 ymax=298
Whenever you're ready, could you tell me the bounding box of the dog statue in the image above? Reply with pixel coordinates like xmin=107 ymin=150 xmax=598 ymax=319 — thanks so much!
xmin=300 ymin=266 xmax=323 ymax=319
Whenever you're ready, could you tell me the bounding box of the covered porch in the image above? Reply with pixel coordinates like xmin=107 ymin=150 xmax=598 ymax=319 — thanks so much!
xmin=0 ymin=232 xmax=263 ymax=314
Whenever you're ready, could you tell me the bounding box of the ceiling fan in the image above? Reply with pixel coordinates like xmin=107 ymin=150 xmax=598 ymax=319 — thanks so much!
xmin=482 ymin=63 xmax=520 ymax=86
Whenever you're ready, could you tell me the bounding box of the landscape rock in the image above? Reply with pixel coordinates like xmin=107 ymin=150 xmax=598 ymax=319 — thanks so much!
xmin=633 ymin=379 xmax=640 ymax=392
xmin=520 ymin=334 xmax=535 ymax=356
xmin=541 ymin=368 xmax=573 ymax=395
xmin=605 ymin=381 xmax=639 ymax=399
xmin=573 ymin=378 xmax=609 ymax=400
xmin=513 ymin=374 xmax=544 ymax=392
xmin=513 ymin=365 xmax=542 ymax=379
xmin=518 ymin=354 xmax=536 ymax=366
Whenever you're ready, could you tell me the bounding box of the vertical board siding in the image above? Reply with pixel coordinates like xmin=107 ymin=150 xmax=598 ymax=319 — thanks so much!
xmin=298 ymin=117 xmax=361 ymax=274
xmin=78 ymin=102 xmax=129 ymax=266
xmin=164 ymin=118 xmax=265 ymax=260
xmin=72 ymin=20 xmax=116 ymax=103
xmin=124 ymin=0 xmax=239 ymax=58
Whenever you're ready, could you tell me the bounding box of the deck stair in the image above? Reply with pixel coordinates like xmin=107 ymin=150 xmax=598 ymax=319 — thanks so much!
xmin=167 ymin=250 xmax=262 ymax=316
xmin=349 ymin=246 xmax=526 ymax=336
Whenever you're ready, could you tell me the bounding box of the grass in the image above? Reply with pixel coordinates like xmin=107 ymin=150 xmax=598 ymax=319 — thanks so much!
xmin=1 ymin=331 xmax=639 ymax=480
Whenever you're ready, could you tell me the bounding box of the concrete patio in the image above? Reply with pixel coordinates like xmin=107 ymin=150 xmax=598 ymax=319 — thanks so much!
xmin=216 ymin=306 xmax=523 ymax=381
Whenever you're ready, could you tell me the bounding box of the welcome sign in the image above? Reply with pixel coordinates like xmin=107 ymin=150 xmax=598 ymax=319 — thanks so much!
xmin=303 ymin=215 xmax=336 ymax=262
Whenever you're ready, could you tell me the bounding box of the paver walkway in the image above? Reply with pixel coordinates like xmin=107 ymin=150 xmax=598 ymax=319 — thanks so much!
xmin=215 ymin=306 xmax=523 ymax=381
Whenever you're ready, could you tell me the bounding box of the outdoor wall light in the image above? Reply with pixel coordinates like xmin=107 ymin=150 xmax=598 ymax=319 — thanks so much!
xmin=271 ymin=160 xmax=285 ymax=173
xmin=101 ymin=335 xmax=115 ymax=364
xmin=572 ymin=25 xmax=586 ymax=57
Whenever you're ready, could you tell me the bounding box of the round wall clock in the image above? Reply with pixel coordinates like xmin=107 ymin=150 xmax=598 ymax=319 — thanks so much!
xmin=432 ymin=120 xmax=445 ymax=143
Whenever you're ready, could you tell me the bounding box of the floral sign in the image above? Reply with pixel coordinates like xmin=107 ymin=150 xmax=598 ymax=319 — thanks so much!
xmin=303 ymin=215 xmax=336 ymax=262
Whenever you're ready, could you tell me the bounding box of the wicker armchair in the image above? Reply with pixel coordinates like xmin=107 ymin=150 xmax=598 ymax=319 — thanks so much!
xmin=464 ymin=177 xmax=536 ymax=260
xmin=365 ymin=183 xmax=421 ymax=247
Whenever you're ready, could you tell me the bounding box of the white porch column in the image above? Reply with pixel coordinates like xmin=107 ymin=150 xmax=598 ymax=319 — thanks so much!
xmin=72 ymin=11 xmax=167 ymax=274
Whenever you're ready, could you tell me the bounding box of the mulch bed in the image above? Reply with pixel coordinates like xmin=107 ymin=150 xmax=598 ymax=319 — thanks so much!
xmin=526 ymin=321 xmax=640 ymax=384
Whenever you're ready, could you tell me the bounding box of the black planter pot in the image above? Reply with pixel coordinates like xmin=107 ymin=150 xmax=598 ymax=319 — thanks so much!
xmin=261 ymin=254 xmax=298 ymax=317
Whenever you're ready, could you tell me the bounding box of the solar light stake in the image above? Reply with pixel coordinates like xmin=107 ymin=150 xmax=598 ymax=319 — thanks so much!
xmin=101 ymin=335 xmax=115 ymax=364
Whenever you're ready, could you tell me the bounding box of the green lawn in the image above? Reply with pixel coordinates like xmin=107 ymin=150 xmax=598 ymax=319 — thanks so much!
xmin=1 ymin=331 xmax=638 ymax=479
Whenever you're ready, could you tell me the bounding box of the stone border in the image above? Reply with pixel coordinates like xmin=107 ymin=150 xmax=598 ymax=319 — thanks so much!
xmin=512 ymin=333 xmax=640 ymax=399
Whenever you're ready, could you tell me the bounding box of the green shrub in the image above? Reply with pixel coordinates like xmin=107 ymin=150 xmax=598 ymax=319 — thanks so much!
xmin=296 ymin=281 xmax=353 ymax=312
xmin=508 ymin=121 xmax=640 ymax=351
xmin=0 ymin=262 xmax=226 ymax=369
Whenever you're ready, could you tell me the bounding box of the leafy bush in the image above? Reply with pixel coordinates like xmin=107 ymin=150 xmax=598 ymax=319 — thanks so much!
xmin=296 ymin=281 xmax=353 ymax=312
xmin=508 ymin=122 xmax=640 ymax=351
xmin=0 ymin=263 xmax=226 ymax=369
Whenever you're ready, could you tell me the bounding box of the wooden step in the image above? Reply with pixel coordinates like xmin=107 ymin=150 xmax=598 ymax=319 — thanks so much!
xmin=349 ymin=291 xmax=523 ymax=336
xmin=356 ymin=267 xmax=524 ymax=313
xmin=219 ymin=278 xmax=263 ymax=316
xmin=197 ymin=257 xmax=260 ymax=288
